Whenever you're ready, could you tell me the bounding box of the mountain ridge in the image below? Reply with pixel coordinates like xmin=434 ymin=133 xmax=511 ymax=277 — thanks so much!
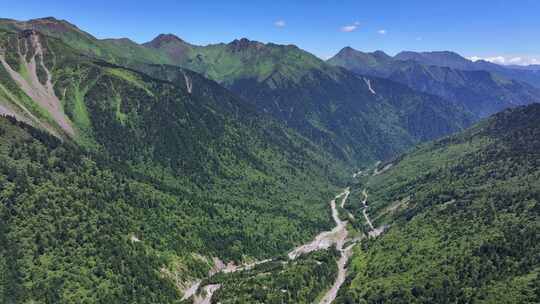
xmin=393 ymin=49 xmax=540 ymax=87
xmin=328 ymin=46 xmax=540 ymax=117
xmin=139 ymin=32 xmax=473 ymax=165
xmin=0 ymin=17 xmax=475 ymax=165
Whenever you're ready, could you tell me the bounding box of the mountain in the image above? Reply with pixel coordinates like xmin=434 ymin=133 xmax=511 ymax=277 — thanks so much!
xmin=142 ymin=33 xmax=193 ymax=61
xmin=0 ymin=27 xmax=355 ymax=302
xmin=327 ymin=47 xmax=393 ymax=74
xmin=336 ymin=104 xmax=540 ymax=303
xmin=507 ymin=64 xmax=540 ymax=71
xmin=141 ymin=36 xmax=474 ymax=164
xmin=0 ymin=18 xmax=474 ymax=165
xmin=395 ymin=50 xmax=477 ymax=70
xmin=394 ymin=50 xmax=540 ymax=88
xmin=0 ymin=17 xmax=173 ymax=66
xmin=329 ymin=47 xmax=540 ymax=117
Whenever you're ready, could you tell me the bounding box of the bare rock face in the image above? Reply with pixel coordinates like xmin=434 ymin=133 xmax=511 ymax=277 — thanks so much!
xmin=0 ymin=30 xmax=74 ymax=137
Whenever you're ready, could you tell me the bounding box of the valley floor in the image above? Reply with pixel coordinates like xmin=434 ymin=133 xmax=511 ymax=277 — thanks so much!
xmin=187 ymin=183 xmax=380 ymax=304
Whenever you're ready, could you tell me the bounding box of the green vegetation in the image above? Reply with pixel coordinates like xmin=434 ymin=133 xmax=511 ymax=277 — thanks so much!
xmin=1 ymin=17 xmax=538 ymax=304
xmin=168 ymin=39 xmax=328 ymax=84
xmin=0 ymin=28 xmax=351 ymax=303
xmin=337 ymin=104 xmax=540 ymax=303
xmin=0 ymin=17 xmax=172 ymax=66
xmin=208 ymin=250 xmax=339 ymax=303
xmin=0 ymin=117 xmax=181 ymax=303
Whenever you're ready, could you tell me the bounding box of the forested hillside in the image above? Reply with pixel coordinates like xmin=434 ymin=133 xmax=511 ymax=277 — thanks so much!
xmin=337 ymin=104 xmax=540 ymax=303
xmin=210 ymin=250 xmax=340 ymax=303
xmin=0 ymin=27 xmax=351 ymax=303
xmin=142 ymin=37 xmax=473 ymax=164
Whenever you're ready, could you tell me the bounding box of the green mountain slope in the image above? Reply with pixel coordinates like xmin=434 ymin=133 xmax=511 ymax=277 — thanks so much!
xmin=0 ymin=17 xmax=172 ymax=66
xmin=0 ymin=28 xmax=352 ymax=303
xmin=336 ymin=104 xmax=540 ymax=303
xmin=0 ymin=17 xmax=473 ymax=165
xmin=142 ymin=37 xmax=474 ymax=164
xmin=328 ymin=47 xmax=540 ymax=118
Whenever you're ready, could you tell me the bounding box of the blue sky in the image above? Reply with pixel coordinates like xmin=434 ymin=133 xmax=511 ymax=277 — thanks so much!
xmin=2 ymin=0 xmax=539 ymax=64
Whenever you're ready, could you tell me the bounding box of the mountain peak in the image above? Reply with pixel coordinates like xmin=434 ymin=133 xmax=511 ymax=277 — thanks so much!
xmin=101 ymin=37 xmax=138 ymax=45
xmin=394 ymin=50 xmax=473 ymax=69
xmin=141 ymin=33 xmax=193 ymax=61
xmin=228 ymin=38 xmax=265 ymax=51
xmin=337 ymin=46 xmax=357 ymax=55
xmin=27 ymin=16 xmax=81 ymax=31
xmin=35 ymin=16 xmax=60 ymax=22
xmin=329 ymin=47 xmax=392 ymax=68
xmin=0 ymin=17 xmax=95 ymax=41
xmin=334 ymin=47 xmax=390 ymax=60
xmin=372 ymin=50 xmax=391 ymax=59
xmin=144 ymin=33 xmax=188 ymax=48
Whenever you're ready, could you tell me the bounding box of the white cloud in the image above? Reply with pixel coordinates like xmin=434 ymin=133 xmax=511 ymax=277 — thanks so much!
xmin=468 ymin=55 xmax=506 ymax=64
xmin=274 ymin=20 xmax=286 ymax=27
xmin=468 ymin=55 xmax=540 ymax=66
xmin=416 ymin=37 xmax=423 ymax=41
xmin=377 ymin=29 xmax=387 ymax=35
xmin=341 ymin=21 xmax=360 ymax=32
xmin=489 ymin=56 xmax=506 ymax=64
xmin=509 ymin=57 xmax=522 ymax=64
xmin=468 ymin=56 xmax=481 ymax=61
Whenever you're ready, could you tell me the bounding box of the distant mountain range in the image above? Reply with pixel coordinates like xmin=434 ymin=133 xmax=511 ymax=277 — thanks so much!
xmin=328 ymin=47 xmax=540 ymax=117
xmin=394 ymin=50 xmax=540 ymax=85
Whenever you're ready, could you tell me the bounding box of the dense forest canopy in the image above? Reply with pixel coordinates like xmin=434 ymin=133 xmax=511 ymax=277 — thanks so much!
xmin=337 ymin=104 xmax=540 ymax=304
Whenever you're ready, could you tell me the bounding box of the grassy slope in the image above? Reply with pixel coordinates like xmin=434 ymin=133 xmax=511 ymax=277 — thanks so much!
xmin=337 ymin=104 xmax=540 ymax=303
xmin=0 ymin=17 xmax=172 ymax=66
